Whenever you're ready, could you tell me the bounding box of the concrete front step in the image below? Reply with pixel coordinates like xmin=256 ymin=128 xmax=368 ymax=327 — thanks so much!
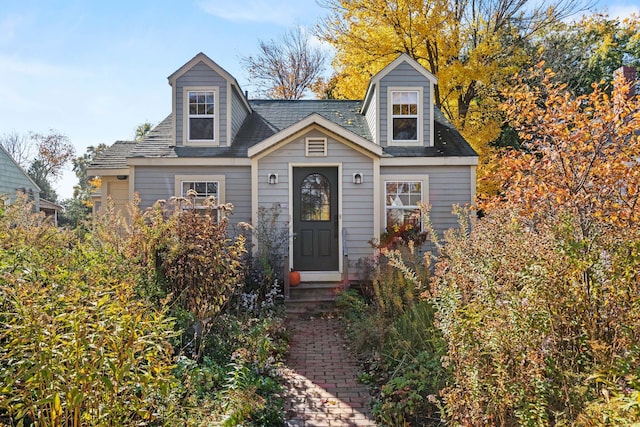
xmin=288 ymin=282 xmax=344 ymax=300
xmin=285 ymin=282 xmax=346 ymax=316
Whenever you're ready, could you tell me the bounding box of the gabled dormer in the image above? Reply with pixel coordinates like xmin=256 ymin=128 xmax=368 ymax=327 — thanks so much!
xmin=361 ymin=53 xmax=438 ymax=148
xmin=168 ymin=52 xmax=251 ymax=147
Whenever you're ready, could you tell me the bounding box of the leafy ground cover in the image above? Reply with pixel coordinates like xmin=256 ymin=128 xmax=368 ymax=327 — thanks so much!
xmin=0 ymin=195 xmax=288 ymax=426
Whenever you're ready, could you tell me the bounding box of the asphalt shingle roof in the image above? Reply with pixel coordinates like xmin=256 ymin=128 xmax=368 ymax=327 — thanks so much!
xmin=90 ymin=98 xmax=476 ymax=169
xmin=89 ymin=141 xmax=137 ymax=169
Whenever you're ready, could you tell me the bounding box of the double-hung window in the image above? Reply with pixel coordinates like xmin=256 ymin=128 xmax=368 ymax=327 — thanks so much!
xmin=390 ymin=89 xmax=420 ymax=144
xmin=175 ymin=175 xmax=225 ymax=219
xmin=181 ymin=180 xmax=218 ymax=201
xmin=185 ymin=88 xmax=217 ymax=143
xmin=384 ymin=178 xmax=426 ymax=229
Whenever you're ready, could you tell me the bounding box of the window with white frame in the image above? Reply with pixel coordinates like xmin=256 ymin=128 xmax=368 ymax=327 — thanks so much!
xmin=175 ymin=175 xmax=225 ymax=217
xmin=384 ymin=179 xmax=424 ymax=229
xmin=390 ymin=90 xmax=419 ymax=143
xmin=181 ymin=180 xmax=219 ymax=201
xmin=186 ymin=89 xmax=216 ymax=142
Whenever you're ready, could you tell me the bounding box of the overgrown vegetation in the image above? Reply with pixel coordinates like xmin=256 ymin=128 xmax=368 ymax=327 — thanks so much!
xmin=337 ymin=225 xmax=451 ymax=426
xmin=0 ymin=194 xmax=288 ymax=426
xmin=339 ymin=67 xmax=640 ymax=425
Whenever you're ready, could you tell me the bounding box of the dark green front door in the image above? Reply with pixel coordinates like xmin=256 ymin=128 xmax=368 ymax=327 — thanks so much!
xmin=293 ymin=167 xmax=339 ymax=271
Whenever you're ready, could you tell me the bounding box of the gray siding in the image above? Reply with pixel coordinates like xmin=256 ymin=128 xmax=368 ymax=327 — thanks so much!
xmin=381 ymin=165 xmax=472 ymax=236
xmin=231 ymin=89 xmax=249 ymax=141
xmin=0 ymin=148 xmax=40 ymax=209
xmin=365 ymin=86 xmax=377 ymax=143
xmin=257 ymin=129 xmax=376 ymax=262
xmin=133 ymin=165 xmax=252 ymax=225
xmin=175 ymin=61 xmax=228 ymax=146
xmin=379 ymin=61 xmax=431 ymax=147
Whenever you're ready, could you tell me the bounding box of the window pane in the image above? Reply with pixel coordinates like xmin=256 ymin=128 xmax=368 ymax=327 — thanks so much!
xmin=206 ymin=182 xmax=217 ymax=195
xmin=392 ymin=91 xmax=417 ymax=104
xmin=182 ymin=181 xmax=218 ymax=198
xmin=386 ymin=207 xmax=421 ymax=228
xmin=190 ymin=117 xmax=214 ymax=140
xmin=386 ymin=181 xmax=422 ymax=205
xmin=188 ymin=91 xmax=214 ymax=117
xmin=300 ymin=173 xmax=331 ymax=221
xmin=393 ymin=118 xmax=417 ymax=140
xmin=194 ymin=182 xmax=206 ymax=194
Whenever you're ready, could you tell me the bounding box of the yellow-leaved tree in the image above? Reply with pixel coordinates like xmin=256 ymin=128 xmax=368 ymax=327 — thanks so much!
xmin=316 ymin=0 xmax=589 ymax=195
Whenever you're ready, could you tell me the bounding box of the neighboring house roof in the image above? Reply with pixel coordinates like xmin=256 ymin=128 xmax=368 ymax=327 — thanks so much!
xmin=92 ymin=97 xmax=475 ymax=168
xmin=0 ymin=144 xmax=41 ymax=192
xmin=40 ymin=198 xmax=63 ymax=211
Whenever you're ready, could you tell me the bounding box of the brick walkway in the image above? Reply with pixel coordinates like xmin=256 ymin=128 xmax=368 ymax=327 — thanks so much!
xmin=282 ymin=316 xmax=377 ymax=426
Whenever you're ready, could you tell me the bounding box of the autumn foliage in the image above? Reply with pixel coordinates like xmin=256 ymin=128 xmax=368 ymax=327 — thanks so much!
xmin=340 ymin=65 xmax=640 ymax=425
xmin=488 ymin=64 xmax=640 ymax=229
xmin=432 ymin=67 xmax=640 ymax=424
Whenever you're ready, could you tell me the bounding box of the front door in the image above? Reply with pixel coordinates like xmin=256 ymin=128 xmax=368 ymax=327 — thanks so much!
xmin=292 ymin=167 xmax=339 ymax=271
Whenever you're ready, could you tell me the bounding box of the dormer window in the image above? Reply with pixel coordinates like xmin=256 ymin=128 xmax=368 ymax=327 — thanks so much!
xmin=184 ymin=87 xmax=218 ymax=145
xmin=388 ymin=88 xmax=422 ymax=146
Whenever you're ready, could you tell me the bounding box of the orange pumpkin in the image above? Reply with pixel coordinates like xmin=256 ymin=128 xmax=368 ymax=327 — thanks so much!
xmin=289 ymin=270 xmax=301 ymax=287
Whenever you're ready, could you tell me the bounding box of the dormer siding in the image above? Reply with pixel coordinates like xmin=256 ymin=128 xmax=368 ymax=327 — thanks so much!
xmin=175 ymin=62 xmax=228 ymax=146
xmin=379 ymin=61 xmax=432 ymax=147
xmin=364 ymin=85 xmax=377 ymax=143
xmin=231 ymin=88 xmax=249 ymax=141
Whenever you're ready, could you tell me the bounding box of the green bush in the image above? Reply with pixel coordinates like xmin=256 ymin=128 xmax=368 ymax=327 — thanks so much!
xmin=0 ymin=196 xmax=181 ymax=426
xmin=337 ymin=223 xmax=449 ymax=425
xmin=0 ymin=195 xmax=288 ymax=427
xmin=373 ymin=301 xmax=449 ymax=426
xmin=432 ymin=207 xmax=640 ymax=426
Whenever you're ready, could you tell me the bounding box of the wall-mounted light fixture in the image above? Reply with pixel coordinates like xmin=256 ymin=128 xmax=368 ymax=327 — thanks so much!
xmin=116 ymin=175 xmax=128 ymax=180
xmin=267 ymin=173 xmax=278 ymax=184
xmin=353 ymin=172 xmax=363 ymax=184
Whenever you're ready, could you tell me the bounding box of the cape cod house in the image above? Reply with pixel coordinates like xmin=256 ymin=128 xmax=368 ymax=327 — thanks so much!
xmin=88 ymin=52 xmax=477 ymax=288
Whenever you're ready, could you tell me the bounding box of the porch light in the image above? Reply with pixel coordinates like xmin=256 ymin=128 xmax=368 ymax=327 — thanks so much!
xmin=353 ymin=172 xmax=363 ymax=184
xmin=268 ymin=173 xmax=278 ymax=184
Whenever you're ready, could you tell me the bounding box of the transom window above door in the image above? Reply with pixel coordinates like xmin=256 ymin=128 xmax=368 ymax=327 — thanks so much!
xmin=300 ymin=173 xmax=331 ymax=221
xmin=389 ymin=89 xmax=421 ymax=145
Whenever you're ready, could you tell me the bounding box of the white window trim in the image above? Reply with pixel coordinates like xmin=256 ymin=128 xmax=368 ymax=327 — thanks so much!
xmin=174 ymin=174 xmax=226 ymax=217
xmin=387 ymin=87 xmax=423 ymax=146
xmin=381 ymin=174 xmax=429 ymax=231
xmin=183 ymin=86 xmax=219 ymax=146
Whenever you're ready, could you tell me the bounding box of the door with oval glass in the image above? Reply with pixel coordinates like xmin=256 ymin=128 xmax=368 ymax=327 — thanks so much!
xmin=292 ymin=167 xmax=339 ymax=271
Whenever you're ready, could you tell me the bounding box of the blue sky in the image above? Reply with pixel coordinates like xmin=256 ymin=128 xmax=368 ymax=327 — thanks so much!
xmin=1 ymin=0 xmax=638 ymax=200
